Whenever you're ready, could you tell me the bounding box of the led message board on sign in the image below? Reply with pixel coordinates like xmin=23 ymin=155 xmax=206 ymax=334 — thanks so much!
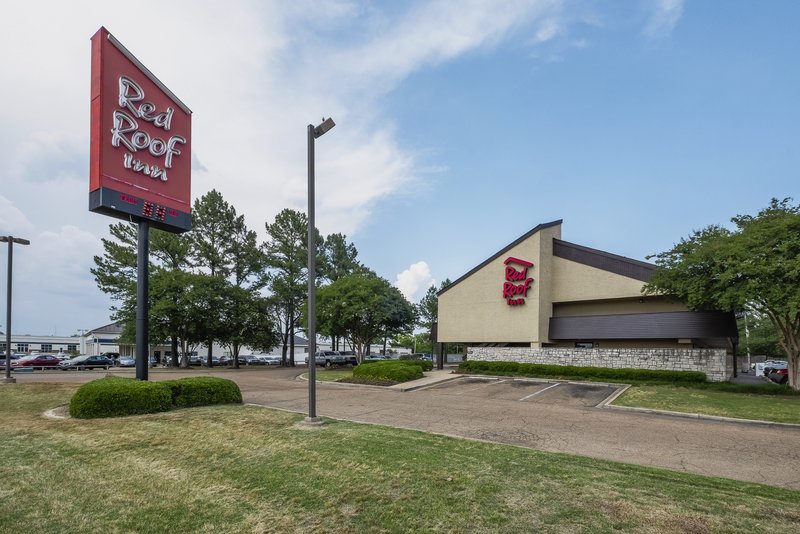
xmin=89 ymin=27 xmax=192 ymax=233
xmin=503 ymin=257 xmax=534 ymax=306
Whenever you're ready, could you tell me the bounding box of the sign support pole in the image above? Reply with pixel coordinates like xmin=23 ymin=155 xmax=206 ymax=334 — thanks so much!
xmin=135 ymin=220 xmax=149 ymax=380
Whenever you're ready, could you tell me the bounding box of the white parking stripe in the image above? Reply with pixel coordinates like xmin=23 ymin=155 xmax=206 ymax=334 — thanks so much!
xmin=518 ymin=382 xmax=560 ymax=401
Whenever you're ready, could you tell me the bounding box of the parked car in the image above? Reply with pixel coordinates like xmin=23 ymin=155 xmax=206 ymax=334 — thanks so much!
xmin=11 ymin=354 xmax=61 ymax=369
xmin=201 ymin=356 xmax=222 ymax=367
xmin=59 ymin=355 xmax=113 ymax=370
xmin=402 ymin=353 xmax=433 ymax=362
xmin=259 ymin=355 xmax=282 ymax=366
xmin=237 ymin=355 xmax=262 ymax=365
xmin=763 ymin=361 xmax=788 ymax=376
xmin=338 ymin=350 xmax=358 ymax=366
xmin=313 ymin=351 xmax=346 ymax=367
xmin=188 ymin=354 xmax=203 ymax=366
xmin=364 ymin=354 xmax=386 ymax=361
xmin=118 ymin=356 xmax=135 ymax=367
xmin=767 ymin=368 xmax=789 ymax=385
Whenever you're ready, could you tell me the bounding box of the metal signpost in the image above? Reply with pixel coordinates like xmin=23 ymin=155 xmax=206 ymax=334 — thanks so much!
xmin=88 ymin=27 xmax=192 ymax=379
xmin=2 ymin=236 xmax=30 ymax=384
xmin=306 ymin=118 xmax=335 ymax=422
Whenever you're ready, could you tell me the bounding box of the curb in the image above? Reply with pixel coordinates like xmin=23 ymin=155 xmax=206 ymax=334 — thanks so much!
xmin=389 ymin=374 xmax=462 ymax=392
xmin=603 ymin=403 xmax=800 ymax=429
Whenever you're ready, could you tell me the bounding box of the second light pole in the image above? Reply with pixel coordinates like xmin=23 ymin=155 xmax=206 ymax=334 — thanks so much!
xmin=306 ymin=117 xmax=335 ymax=423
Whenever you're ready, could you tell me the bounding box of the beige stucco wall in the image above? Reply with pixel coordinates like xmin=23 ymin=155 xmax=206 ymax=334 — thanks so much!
xmin=437 ymin=222 xmax=688 ymax=346
xmin=437 ymin=224 xmax=561 ymax=344
xmin=550 ymin=257 xmax=646 ymax=302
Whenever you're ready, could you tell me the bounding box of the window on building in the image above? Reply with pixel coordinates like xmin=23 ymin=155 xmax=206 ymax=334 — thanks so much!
xmin=575 ymin=342 xmax=594 ymax=349
xmin=17 ymin=343 xmax=29 ymax=353
xmin=41 ymin=344 xmax=52 ymax=352
xmin=67 ymin=344 xmax=77 ymax=352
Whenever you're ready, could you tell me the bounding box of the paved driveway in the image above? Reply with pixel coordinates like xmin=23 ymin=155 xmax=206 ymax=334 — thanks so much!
xmin=12 ymin=367 xmax=800 ymax=490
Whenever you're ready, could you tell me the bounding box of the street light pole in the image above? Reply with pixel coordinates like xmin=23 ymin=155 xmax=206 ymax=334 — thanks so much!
xmin=2 ymin=236 xmax=31 ymax=385
xmin=306 ymin=117 xmax=335 ymax=423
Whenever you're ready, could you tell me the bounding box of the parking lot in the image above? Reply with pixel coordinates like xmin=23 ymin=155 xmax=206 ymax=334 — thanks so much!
xmin=426 ymin=377 xmax=621 ymax=407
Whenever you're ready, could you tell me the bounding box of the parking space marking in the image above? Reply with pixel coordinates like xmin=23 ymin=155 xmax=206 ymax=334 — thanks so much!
xmin=518 ymin=382 xmax=560 ymax=401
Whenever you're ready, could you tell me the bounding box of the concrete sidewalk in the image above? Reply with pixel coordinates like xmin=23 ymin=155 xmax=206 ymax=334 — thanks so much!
xmin=387 ymin=369 xmax=462 ymax=391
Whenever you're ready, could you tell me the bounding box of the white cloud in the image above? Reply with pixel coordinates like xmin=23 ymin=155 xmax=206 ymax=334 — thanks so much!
xmin=395 ymin=261 xmax=435 ymax=302
xmin=643 ymin=0 xmax=684 ymax=38
xmin=0 ymin=0 xmax=566 ymax=333
xmin=0 ymin=196 xmax=34 ymax=235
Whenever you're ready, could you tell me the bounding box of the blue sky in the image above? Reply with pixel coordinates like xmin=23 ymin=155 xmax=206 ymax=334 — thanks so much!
xmin=0 ymin=1 xmax=798 ymax=336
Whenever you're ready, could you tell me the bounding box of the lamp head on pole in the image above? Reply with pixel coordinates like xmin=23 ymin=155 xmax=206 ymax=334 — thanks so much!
xmin=313 ymin=117 xmax=336 ymax=138
xmin=0 ymin=237 xmax=30 ymax=246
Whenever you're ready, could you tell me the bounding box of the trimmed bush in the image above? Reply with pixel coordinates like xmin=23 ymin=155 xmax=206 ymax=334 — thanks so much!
xmin=360 ymin=359 xmax=433 ymax=371
xmin=161 ymin=377 xmax=242 ymax=408
xmin=353 ymin=360 xmax=424 ymax=383
xmin=458 ymin=360 xmax=707 ymax=383
xmin=69 ymin=377 xmax=172 ymax=419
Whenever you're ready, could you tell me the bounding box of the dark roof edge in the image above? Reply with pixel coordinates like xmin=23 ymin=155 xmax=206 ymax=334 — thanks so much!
xmin=438 ymin=220 xmax=563 ymax=297
xmin=552 ymin=239 xmax=656 ymax=282
xmin=87 ymin=321 xmax=123 ymax=334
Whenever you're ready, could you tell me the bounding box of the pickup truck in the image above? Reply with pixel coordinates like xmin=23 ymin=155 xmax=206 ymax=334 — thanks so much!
xmin=338 ymin=350 xmax=359 ymax=366
xmin=313 ymin=351 xmax=346 ymax=367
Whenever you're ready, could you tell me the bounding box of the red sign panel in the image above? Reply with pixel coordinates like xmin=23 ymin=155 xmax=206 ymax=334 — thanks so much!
xmin=89 ymin=27 xmax=192 ymax=232
xmin=503 ymin=257 xmax=534 ymax=306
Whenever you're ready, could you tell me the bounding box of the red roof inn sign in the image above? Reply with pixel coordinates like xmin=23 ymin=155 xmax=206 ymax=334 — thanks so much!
xmin=503 ymin=257 xmax=534 ymax=306
xmin=89 ymin=27 xmax=192 ymax=233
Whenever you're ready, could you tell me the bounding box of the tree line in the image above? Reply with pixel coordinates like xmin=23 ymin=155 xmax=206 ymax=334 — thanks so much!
xmin=92 ymin=189 xmax=423 ymax=368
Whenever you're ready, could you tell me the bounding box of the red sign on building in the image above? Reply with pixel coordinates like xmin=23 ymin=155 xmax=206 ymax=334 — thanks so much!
xmin=503 ymin=256 xmax=534 ymax=306
xmin=89 ymin=27 xmax=192 ymax=232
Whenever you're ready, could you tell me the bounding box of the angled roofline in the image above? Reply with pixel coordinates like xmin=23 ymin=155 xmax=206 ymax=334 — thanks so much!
xmin=87 ymin=321 xmax=123 ymax=334
xmin=552 ymin=239 xmax=656 ymax=282
xmin=438 ymin=220 xmax=563 ymax=296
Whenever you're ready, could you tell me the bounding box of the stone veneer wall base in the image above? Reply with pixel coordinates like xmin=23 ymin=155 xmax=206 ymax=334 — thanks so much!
xmin=467 ymin=347 xmax=731 ymax=382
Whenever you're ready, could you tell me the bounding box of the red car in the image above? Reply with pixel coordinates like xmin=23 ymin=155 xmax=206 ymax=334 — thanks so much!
xmin=11 ymin=354 xmax=61 ymax=369
xmin=768 ymin=368 xmax=789 ymax=385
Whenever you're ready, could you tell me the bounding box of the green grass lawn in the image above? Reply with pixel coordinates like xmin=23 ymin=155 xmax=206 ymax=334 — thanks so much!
xmin=2 ymin=383 xmax=799 ymax=533
xmin=304 ymin=369 xmax=353 ymax=382
xmin=614 ymin=384 xmax=800 ymax=424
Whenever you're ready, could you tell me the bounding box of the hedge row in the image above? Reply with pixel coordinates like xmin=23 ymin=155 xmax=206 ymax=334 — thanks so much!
xmin=353 ymin=360 xmax=425 ymax=383
xmin=458 ymin=360 xmax=707 ymax=383
xmin=69 ymin=376 xmax=242 ymax=419
xmin=360 ymin=359 xmax=433 ymax=372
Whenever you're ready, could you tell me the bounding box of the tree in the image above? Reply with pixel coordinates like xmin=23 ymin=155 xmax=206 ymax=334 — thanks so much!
xmin=417 ymin=278 xmax=451 ymax=355
xmin=319 ymin=232 xmax=362 ymax=350
xmin=223 ymin=211 xmax=268 ymax=368
xmin=738 ymin=311 xmax=782 ymax=359
xmin=644 ymin=198 xmax=800 ymax=389
xmin=264 ymin=209 xmax=322 ymax=365
xmin=315 ymin=273 xmax=416 ymax=362
xmin=191 ymin=190 xmax=237 ymax=366
xmin=319 ymin=232 xmax=361 ymax=283
xmin=149 ymin=231 xmax=192 ymax=366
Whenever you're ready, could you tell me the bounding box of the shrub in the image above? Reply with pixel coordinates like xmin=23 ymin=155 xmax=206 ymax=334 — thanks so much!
xmin=69 ymin=377 xmax=172 ymax=419
xmin=458 ymin=361 xmax=707 ymax=383
xmin=403 ymin=360 xmax=434 ymax=372
xmin=353 ymin=360 xmax=424 ymax=383
xmin=161 ymin=377 xmax=242 ymax=408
